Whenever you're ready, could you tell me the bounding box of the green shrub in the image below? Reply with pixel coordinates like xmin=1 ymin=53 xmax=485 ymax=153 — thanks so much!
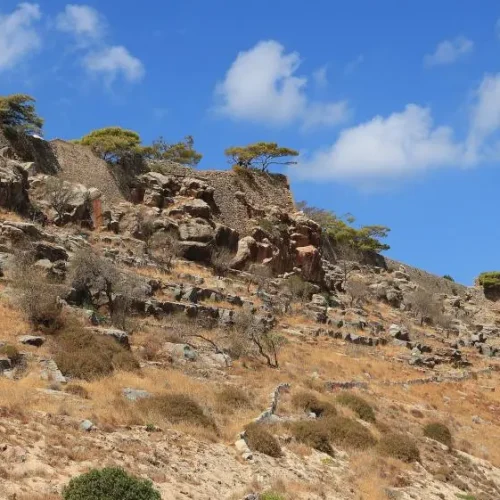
xmin=291 ymin=391 xmax=337 ymax=417
xmin=0 ymin=344 xmax=21 ymax=365
xmin=291 ymin=421 xmax=334 ymax=456
xmin=216 ymin=386 xmax=252 ymax=413
xmin=443 ymin=275 xmax=455 ymax=282
xmin=378 ymin=433 xmax=420 ymax=463
xmin=284 ymin=275 xmax=315 ymax=302
xmin=138 ymin=393 xmax=216 ymax=430
xmin=63 ymin=467 xmax=161 ymax=500
xmin=423 ymin=422 xmax=453 ymax=448
xmin=244 ymin=423 xmax=282 ymax=458
xmin=261 ymin=492 xmax=286 ymax=500
xmin=323 ymin=416 xmax=377 ymax=450
xmin=54 ymin=327 xmax=139 ymax=381
xmin=336 ymin=392 xmax=375 ymax=422
xmin=478 ymin=272 xmax=500 ymax=291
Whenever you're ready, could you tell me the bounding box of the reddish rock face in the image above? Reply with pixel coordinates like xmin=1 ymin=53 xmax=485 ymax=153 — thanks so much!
xmin=296 ymin=245 xmax=323 ymax=282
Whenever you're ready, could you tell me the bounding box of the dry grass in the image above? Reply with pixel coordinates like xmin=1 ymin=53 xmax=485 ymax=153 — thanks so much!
xmin=291 ymin=391 xmax=337 ymax=417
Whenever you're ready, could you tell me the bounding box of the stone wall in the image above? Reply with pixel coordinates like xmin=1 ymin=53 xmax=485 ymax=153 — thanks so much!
xmin=149 ymin=162 xmax=295 ymax=235
xmin=384 ymin=256 xmax=468 ymax=296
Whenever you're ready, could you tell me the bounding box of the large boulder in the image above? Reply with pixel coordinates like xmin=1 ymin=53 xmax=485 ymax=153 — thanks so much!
xmin=178 ymin=218 xmax=214 ymax=242
xmin=231 ymin=236 xmax=257 ymax=270
xmin=0 ymin=158 xmax=30 ymax=213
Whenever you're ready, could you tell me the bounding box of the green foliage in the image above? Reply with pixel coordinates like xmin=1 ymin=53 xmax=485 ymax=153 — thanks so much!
xmin=443 ymin=275 xmax=455 ymax=282
xmin=478 ymin=271 xmax=500 ymax=291
xmin=244 ymin=422 xmax=282 ymax=457
xmin=63 ymin=467 xmax=161 ymax=500
xmin=423 ymin=422 xmax=453 ymax=448
xmin=378 ymin=433 xmax=420 ymax=462
xmin=0 ymin=94 xmax=43 ymax=134
xmin=138 ymin=393 xmax=217 ymax=430
xmin=76 ymin=127 xmax=142 ymax=163
xmin=291 ymin=420 xmax=335 ymax=456
xmin=336 ymin=392 xmax=376 ymax=423
xmin=225 ymin=142 xmax=298 ymax=172
xmin=291 ymin=391 xmax=337 ymax=417
xmin=145 ymin=135 xmax=202 ymax=167
xmin=284 ymin=275 xmax=315 ymax=302
xmin=261 ymin=493 xmax=286 ymax=500
xmin=297 ymin=201 xmax=390 ymax=253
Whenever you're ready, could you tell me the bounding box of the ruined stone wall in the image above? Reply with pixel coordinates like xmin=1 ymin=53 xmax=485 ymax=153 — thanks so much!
xmin=149 ymin=162 xmax=295 ymax=235
xmin=384 ymin=256 xmax=468 ymax=295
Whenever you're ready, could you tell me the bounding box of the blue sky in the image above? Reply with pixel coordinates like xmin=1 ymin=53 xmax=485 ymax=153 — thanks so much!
xmin=2 ymin=1 xmax=500 ymax=284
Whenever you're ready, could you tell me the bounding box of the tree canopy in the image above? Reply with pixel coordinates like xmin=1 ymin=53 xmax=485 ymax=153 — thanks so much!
xmin=75 ymin=127 xmax=142 ymax=163
xmin=225 ymin=142 xmax=299 ymax=172
xmin=297 ymin=201 xmax=390 ymax=253
xmin=0 ymin=94 xmax=44 ymax=134
xmin=144 ymin=135 xmax=202 ymax=167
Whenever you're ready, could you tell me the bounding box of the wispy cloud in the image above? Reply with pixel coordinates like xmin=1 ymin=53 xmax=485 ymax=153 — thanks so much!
xmin=0 ymin=3 xmax=42 ymax=72
xmin=56 ymin=4 xmax=106 ymax=45
xmin=344 ymin=54 xmax=364 ymax=75
xmin=424 ymin=36 xmax=473 ymax=67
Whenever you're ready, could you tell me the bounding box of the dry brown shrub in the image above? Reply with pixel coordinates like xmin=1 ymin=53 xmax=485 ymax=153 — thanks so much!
xmin=137 ymin=393 xmax=217 ymax=431
xmin=336 ymin=392 xmax=376 ymax=422
xmin=244 ymin=422 xmax=282 ymax=458
xmin=64 ymin=384 xmax=90 ymax=399
xmin=378 ymin=432 xmax=420 ymax=463
xmin=290 ymin=420 xmax=334 ymax=456
xmin=291 ymin=391 xmax=337 ymax=417
xmin=322 ymin=415 xmax=377 ymax=450
xmin=53 ymin=323 xmax=139 ymax=380
xmin=216 ymin=386 xmax=252 ymax=413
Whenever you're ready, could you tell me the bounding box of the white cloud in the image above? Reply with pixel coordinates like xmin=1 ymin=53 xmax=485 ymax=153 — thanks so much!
xmin=215 ymin=40 xmax=349 ymax=128
xmin=0 ymin=3 xmax=42 ymax=71
xmin=296 ymin=105 xmax=463 ymax=183
xmin=56 ymin=4 xmax=105 ymax=43
xmin=312 ymin=65 xmax=328 ymax=88
xmin=466 ymin=73 xmax=500 ymax=163
xmin=83 ymin=45 xmax=145 ymax=84
xmin=424 ymin=36 xmax=474 ymax=67
xmin=302 ymin=101 xmax=351 ymax=130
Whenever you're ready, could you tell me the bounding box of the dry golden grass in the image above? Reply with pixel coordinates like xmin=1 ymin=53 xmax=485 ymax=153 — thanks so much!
xmin=0 ymin=300 xmax=32 ymax=343
xmin=0 ymin=208 xmax=25 ymax=222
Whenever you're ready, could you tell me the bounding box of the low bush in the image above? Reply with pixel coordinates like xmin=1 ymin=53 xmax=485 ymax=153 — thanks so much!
xmin=63 ymin=467 xmax=161 ymax=500
xmin=261 ymin=493 xmax=286 ymax=500
xmin=423 ymin=422 xmax=453 ymax=448
xmin=138 ymin=394 xmax=216 ymax=430
xmin=478 ymin=271 xmax=500 ymax=291
xmin=336 ymin=392 xmax=375 ymax=422
xmin=323 ymin=416 xmax=377 ymax=450
xmin=54 ymin=326 xmax=139 ymax=381
xmin=244 ymin=422 xmax=282 ymax=458
xmin=64 ymin=384 xmax=90 ymax=399
xmin=378 ymin=433 xmax=420 ymax=463
xmin=0 ymin=344 xmax=21 ymax=365
xmin=291 ymin=391 xmax=337 ymax=418
xmin=291 ymin=421 xmax=334 ymax=456
xmin=216 ymin=386 xmax=252 ymax=412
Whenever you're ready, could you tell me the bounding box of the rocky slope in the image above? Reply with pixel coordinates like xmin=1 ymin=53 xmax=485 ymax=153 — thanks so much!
xmin=0 ymin=135 xmax=499 ymax=500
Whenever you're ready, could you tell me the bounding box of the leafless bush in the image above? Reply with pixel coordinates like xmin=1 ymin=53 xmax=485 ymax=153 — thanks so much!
xmin=211 ymin=247 xmax=233 ymax=277
xmin=233 ymin=310 xmax=285 ymax=368
xmin=345 ymin=279 xmax=369 ymax=307
xmin=70 ymin=248 xmax=147 ymax=331
xmin=150 ymin=231 xmax=180 ymax=271
xmin=335 ymin=242 xmax=362 ymax=287
xmin=11 ymin=249 xmax=65 ymax=330
xmin=246 ymin=263 xmax=273 ymax=292
xmin=408 ymin=289 xmax=440 ymax=325
xmin=42 ymin=177 xmax=75 ymax=221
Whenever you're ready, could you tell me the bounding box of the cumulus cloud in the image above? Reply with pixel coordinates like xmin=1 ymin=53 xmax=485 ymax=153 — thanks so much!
xmin=215 ymin=40 xmax=350 ymax=128
xmin=302 ymin=101 xmax=352 ymax=130
xmin=83 ymin=45 xmax=145 ymax=84
xmin=296 ymin=105 xmax=464 ymax=183
xmin=0 ymin=3 xmax=42 ymax=71
xmin=424 ymin=36 xmax=473 ymax=67
xmin=56 ymin=4 xmax=105 ymax=43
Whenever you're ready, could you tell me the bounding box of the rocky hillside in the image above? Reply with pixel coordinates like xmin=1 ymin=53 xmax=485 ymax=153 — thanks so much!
xmin=0 ymin=134 xmax=500 ymax=500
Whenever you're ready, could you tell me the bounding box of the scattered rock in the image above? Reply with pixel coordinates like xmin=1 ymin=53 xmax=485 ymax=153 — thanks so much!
xmin=18 ymin=335 xmax=45 ymax=347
